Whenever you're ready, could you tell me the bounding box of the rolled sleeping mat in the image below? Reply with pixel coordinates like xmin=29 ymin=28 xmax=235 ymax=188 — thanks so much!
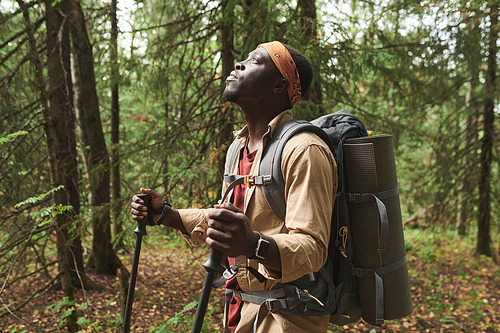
xmin=342 ymin=134 xmax=413 ymax=326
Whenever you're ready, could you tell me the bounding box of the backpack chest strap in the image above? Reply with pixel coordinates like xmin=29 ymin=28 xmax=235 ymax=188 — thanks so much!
xmin=223 ymin=174 xmax=272 ymax=187
xmin=220 ymin=174 xmax=273 ymax=205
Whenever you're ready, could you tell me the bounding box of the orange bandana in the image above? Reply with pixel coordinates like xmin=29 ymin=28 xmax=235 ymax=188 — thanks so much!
xmin=258 ymin=41 xmax=302 ymax=106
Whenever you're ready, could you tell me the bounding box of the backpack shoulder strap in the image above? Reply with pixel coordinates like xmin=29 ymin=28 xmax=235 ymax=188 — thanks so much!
xmin=259 ymin=120 xmax=334 ymax=221
xmin=226 ymin=139 xmax=242 ymax=175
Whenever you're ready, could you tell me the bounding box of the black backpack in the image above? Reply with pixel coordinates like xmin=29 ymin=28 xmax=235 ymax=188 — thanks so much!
xmin=223 ymin=109 xmax=413 ymax=326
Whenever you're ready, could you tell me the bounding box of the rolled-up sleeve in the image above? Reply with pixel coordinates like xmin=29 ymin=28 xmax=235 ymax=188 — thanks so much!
xmin=265 ymin=133 xmax=337 ymax=283
xmin=178 ymin=209 xmax=211 ymax=245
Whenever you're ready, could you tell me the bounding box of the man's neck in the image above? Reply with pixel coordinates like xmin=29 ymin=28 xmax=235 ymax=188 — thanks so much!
xmin=241 ymin=104 xmax=285 ymax=152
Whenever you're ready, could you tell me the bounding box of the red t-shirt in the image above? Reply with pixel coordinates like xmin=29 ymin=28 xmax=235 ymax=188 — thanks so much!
xmin=226 ymin=144 xmax=257 ymax=332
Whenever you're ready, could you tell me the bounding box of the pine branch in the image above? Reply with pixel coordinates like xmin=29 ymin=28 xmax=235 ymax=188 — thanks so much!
xmin=0 ymin=16 xmax=44 ymax=51
xmin=0 ymin=260 xmax=57 ymax=291
xmin=120 ymin=7 xmax=218 ymax=34
xmin=0 ymin=43 xmax=47 ymax=87
xmin=0 ymin=100 xmax=40 ymax=123
xmin=0 ymin=224 xmax=53 ymax=260
xmin=0 ymin=0 xmax=38 ymax=25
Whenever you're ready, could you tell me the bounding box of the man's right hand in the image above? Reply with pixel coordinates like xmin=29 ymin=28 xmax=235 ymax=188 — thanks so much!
xmin=130 ymin=188 xmax=163 ymax=223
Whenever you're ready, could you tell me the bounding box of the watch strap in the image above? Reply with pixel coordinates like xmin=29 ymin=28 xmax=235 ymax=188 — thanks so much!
xmin=248 ymin=232 xmax=270 ymax=260
xmin=256 ymin=232 xmax=270 ymax=260
xmin=247 ymin=231 xmax=261 ymax=260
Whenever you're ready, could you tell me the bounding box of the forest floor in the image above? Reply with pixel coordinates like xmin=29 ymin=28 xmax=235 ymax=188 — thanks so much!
xmin=2 ymin=228 xmax=500 ymax=333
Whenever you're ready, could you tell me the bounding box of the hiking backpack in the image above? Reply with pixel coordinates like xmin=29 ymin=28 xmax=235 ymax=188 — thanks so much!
xmin=222 ymin=109 xmax=413 ymax=326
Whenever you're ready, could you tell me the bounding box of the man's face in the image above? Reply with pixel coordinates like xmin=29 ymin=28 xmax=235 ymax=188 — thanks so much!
xmin=222 ymin=47 xmax=282 ymax=104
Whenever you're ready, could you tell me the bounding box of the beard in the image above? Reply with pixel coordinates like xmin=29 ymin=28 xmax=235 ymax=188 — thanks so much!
xmin=222 ymin=89 xmax=238 ymax=103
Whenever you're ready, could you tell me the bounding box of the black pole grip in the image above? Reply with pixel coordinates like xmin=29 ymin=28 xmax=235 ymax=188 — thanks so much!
xmin=203 ymin=248 xmax=224 ymax=274
xmin=135 ymin=194 xmax=152 ymax=235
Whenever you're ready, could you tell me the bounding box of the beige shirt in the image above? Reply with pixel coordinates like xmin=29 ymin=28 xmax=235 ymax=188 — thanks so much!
xmin=179 ymin=110 xmax=337 ymax=333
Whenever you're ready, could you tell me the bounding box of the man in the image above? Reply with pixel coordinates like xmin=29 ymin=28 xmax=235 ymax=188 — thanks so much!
xmin=131 ymin=41 xmax=337 ymax=333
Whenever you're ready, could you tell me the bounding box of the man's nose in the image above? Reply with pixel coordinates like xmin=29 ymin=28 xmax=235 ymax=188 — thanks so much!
xmin=235 ymin=62 xmax=245 ymax=71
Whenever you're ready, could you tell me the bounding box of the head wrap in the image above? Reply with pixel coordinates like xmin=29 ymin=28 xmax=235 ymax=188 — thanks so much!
xmin=258 ymin=41 xmax=302 ymax=106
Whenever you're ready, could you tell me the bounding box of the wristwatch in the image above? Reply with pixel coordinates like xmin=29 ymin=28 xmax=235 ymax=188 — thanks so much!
xmin=253 ymin=232 xmax=270 ymax=260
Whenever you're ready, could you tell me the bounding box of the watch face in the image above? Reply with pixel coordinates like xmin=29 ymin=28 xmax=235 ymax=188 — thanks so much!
xmin=256 ymin=237 xmax=270 ymax=259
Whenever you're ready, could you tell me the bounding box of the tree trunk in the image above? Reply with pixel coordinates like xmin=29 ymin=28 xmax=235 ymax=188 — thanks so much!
xmin=117 ymin=265 xmax=130 ymax=328
xmin=69 ymin=0 xmax=122 ymax=274
xmin=476 ymin=4 xmax=497 ymax=257
xmin=17 ymin=0 xmax=79 ymax=330
xmin=458 ymin=110 xmax=475 ymax=235
xmin=110 ymin=0 xmax=123 ymax=248
xmin=217 ymin=0 xmax=235 ymax=185
xmin=458 ymin=10 xmax=481 ymax=236
xmin=296 ymin=0 xmax=323 ymax=117
xmin=390 ymin=4 xmax=400 ymax=150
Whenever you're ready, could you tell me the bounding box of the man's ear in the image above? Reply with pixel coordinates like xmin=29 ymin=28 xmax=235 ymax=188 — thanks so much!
xmin=273 ymin=78 xmax=290 ymax=94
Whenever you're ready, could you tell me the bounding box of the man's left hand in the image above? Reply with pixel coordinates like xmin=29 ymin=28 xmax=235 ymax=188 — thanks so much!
xmin=206 ymin=203 xmax=258 ymax=258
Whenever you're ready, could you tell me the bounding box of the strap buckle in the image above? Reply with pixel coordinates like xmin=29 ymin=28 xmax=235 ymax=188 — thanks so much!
xmin=222 ymin=266 xmax=238 ymax=280
xmin=244 ymin=175 xmax=261 ymax=187
xmin=265 ymin=299 xmax=281 ymax=311
xmin=348 ymin=193 xmax=361 ymax=203
xmin=244 ymin=175 xmax=253 ymax=187
xmin=347 ymin=193 xmax=372 ymax=203
xmin=244 ymin=175 xmax=273 ymax=187
xmin=351 ymin=267 xmax=365 ymax=278
xmin=261 ymin=175 xmax=272 ymax=185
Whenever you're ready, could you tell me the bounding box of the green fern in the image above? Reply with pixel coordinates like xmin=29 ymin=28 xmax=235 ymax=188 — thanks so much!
xmin=15 ymin=186 xmax=73 ymax=227
xmin=15 ymin=185 xmax=65 ymax=208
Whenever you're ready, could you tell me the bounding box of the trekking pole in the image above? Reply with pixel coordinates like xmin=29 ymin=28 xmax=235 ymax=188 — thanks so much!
xmin=123 ymin=194 xmax=151 ymax=333
xmin=191 ymin=247 xmax=224 ymax=333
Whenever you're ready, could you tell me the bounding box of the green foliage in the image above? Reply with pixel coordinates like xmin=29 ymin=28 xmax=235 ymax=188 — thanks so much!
xmin=14 ymin=185 xmax=73 ymax=227
xmin=150 ymin=300 xmax=220 ymax=333
xmin=76 ymin=317 xmax=103 ymax=332
xmin=45 ymin=297 xmax=77 ymax=329
xmin=31 ymin=205 xmax=72 ymax=222
xmin=5 ymin=326 xmax=28 ymax=333
xmin=0 ymin=131 xmax=28 ymax=145
xmin=404 ymin=227 xmax=499 ymax=331
xmin=15 ymin=185 xmax=65 ymax=208
xmin=73 ymin=296 xmax=121 ymax=333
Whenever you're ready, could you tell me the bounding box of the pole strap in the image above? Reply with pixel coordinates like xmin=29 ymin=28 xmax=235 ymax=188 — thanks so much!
xmin=155 ymin=202 xmax=172 ymax=226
